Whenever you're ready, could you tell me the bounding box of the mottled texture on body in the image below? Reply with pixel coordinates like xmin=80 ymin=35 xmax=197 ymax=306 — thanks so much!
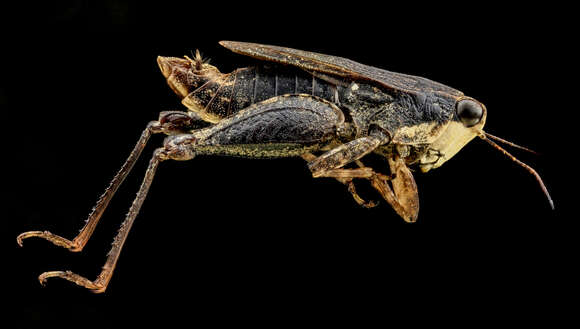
xmin=190 ymin=94 xmax=345 ymax=158
xmin=158 ymin=42 xmax=466 ymax=168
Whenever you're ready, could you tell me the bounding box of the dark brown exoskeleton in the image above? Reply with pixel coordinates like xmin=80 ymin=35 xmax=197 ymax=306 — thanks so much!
xmin=18 ymin=41 xmax=554 ymax=292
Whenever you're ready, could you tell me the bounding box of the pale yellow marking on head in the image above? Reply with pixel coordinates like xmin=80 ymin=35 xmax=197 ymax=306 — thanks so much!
xmin=418 ymin=97 xmax=487 ymax=172
xmin=419 ymin=121 xmax=480 ymax=172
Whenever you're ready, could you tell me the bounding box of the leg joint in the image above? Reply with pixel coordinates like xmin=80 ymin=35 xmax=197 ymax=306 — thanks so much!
xmin=160 ymin=134 xmax=197 ymax=161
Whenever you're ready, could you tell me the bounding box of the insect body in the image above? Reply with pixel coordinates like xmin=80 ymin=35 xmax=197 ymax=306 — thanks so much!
xmin=17 ymin=41 xmax=553 ymax=293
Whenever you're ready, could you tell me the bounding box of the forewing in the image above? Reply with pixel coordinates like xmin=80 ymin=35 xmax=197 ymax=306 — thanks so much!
xmin=219 ymin=41 xmax=463 ymax=97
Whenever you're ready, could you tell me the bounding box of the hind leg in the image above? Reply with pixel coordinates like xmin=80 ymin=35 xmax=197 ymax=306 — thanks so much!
xmin=17 ymin=111 xmax=204 ymax=252
xmin=24 ymin=95 xmax=346 ymax=292
xmin=185 ymin=94 xmax=347 ymax=157
xmin=35 ymin=147 xmax=168 ymax=292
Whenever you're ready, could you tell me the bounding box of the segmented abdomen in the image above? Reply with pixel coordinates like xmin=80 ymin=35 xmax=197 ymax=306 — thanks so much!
xmin=182 ymin=64 xmax=343 ymax=122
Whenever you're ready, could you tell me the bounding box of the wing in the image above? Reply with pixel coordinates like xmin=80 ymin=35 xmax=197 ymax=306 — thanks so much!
xmin=219 ymin=41 xmax=463 ymax=97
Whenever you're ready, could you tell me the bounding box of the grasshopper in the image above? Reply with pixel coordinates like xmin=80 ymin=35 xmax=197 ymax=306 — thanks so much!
xmin=17 ymin=41 xmax=553 ymax=293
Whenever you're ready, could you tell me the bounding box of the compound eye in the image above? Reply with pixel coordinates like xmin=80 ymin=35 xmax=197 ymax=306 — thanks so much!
xmin=456 ymin=99 xmax=483 ymax=127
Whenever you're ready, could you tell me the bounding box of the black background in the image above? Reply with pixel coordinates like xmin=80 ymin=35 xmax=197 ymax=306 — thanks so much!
xmin=2 ymin=0 xmax=574 ymax=325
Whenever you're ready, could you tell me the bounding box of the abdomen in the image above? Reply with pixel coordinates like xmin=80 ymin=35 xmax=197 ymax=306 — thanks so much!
xmin=181 ymin=64 xmax=345 ymax=122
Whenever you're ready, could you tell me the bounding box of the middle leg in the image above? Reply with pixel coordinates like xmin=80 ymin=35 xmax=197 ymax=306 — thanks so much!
xmin=304 ymin=141 xmax=419 ymax=222
xmin=301 ymin=153 xmax=378 ymax=208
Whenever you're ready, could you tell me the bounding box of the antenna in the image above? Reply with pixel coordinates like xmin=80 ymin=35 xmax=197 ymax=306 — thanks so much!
xmin=484 ymin=132 xmax=539 ymax=155
xmin=479 ymin=133 xmax=554 ymax=210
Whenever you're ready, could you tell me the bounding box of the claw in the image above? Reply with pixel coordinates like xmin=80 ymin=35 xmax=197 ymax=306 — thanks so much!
xmin=361 ymin=200 xmax=379 ymax=208
xmin=346 ymin=181 xmax=379 ymax=208
xmin=38 ymin=271 xmax=105 ymax=293
xmin=37 ymin=271 xmax=59 ymax=286
xmin=16 ymin=231 xmax=81 ymax=251
xmin=16 ymin=232 xmax=30 ymax=247
xmin=17 ymin=231 xmax=50 ymax=247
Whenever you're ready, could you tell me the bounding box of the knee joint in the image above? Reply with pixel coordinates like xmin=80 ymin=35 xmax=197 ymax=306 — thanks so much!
xmin=159 ymin=134 xmax=196 ymax=161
